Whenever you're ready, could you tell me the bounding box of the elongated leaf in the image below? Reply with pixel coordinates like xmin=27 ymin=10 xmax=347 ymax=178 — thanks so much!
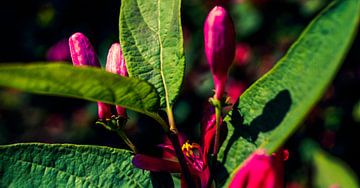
xmin=0 ymin=143 xmax=151 ymax=187
xmin=313 ymin=151 xmax=359 ymax=188
xmin=0 ymin=63 xmax=159 ymax=117
xmin=301 ymin=140 xmax=359 ymax=188
xmin=217 ymin=0 xmax=359 ymax=185
xmin=120 ymin=0 xmax=185 ymax=109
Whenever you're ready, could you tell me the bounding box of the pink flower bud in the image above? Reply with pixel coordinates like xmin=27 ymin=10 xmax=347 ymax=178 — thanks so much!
xmin=229 ymin=149 xmax=286 ymax=188
xmin=97 ymin=102 xmax=112 ymax=120
xmin=106 ymin=43 xmax=128 ymax=77
xmin=204 ymin=6 xmax=235 ymax=99
xmin=68 ymin=32 xmax=111 ymax=120
xmin=69 ymin=32 xmax=101 ymax=67
xmin=105 ymin=43 xmax=128 ymax=117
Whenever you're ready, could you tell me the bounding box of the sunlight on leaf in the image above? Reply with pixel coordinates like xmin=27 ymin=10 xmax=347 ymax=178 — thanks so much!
xmin=120 ymin=0 xmax=185 ymax=109
xmin=217 ymin=0 xmax=359 ymax=185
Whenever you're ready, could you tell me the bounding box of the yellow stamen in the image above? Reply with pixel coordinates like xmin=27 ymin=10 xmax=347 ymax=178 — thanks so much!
xmin=182 ymin=140 xmax=201 ymax=158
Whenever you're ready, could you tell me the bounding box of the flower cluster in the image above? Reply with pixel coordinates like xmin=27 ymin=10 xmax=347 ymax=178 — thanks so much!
xmin=67 ymin=4 xmax=287 ymax=186
xmin=133 ymin=4 xmax=239 ymax=188
xmin=68 ymin=32 xmax=128 ymax=121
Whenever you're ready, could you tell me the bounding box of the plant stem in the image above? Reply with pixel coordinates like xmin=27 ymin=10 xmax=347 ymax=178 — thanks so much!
xmin=165 ymin=106 xmax=195 ymax=187
xmin=168 ymin=132 xmax=195 ymax=188
xmin=166 ymin=106 xmax=178 ymax=134
xmin=116 ymin=129 xmax=137 ymax=153
xmin=212 ymin=98 xmax=222 ymax=160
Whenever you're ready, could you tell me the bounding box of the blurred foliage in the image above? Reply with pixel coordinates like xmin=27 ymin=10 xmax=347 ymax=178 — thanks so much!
xmin=300 ymin=139 xmax=359 ymax=188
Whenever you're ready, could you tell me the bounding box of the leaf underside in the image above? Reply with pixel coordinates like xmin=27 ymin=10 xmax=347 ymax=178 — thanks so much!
xmin=0 ymin=143 xmax=152 ymax=188
xmin=0 ymin=63 xmax=159 ymax=115
xmin=120 ymin=0 xmax=185 ymax=109
xmin=217 ymin=0 xmax=359 ymax=185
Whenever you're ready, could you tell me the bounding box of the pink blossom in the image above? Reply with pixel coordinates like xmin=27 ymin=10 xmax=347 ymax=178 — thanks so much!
xmin=68 ymin=32 xmax=111 ymax=120
xmin=204 ymin=6 xmax=235 ymax=99
xmin=229 ymin=149 xmax=288 ymax=188
xmin=105 ymin=43 xmax=128 ymax=117
xmin=133 ymin=136 xmax=211 ymax=188
xmin=69 ymin=32 xmax=100 ymax=67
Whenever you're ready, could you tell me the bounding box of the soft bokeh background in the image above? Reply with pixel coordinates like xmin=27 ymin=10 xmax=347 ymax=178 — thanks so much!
xmin=0 ymin=0 xmax=359 ymax=186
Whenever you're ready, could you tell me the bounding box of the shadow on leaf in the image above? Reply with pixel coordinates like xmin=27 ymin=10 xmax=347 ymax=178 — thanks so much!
xmin=217 ymin=89 xmax=292 ymax=184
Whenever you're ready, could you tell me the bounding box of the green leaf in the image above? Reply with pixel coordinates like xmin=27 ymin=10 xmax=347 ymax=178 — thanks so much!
xmin=217 ymin=0 xmax=359 ymax=185
xmin=0 ymin=143 xmax=152 ymax=187
xmin=313 ymin=151 xmax=359 ymax=188
xmin=301 ymin=140 xmax=359 ymax=188
xmin=0 ymin=63 xmax=160 ymax=118
xmin=119 ymin=0 xmax=185 ymax=109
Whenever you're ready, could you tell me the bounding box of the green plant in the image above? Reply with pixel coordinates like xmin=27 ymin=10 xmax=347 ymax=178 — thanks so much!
xmin=0 ymin=0 xmax=358 ymax=187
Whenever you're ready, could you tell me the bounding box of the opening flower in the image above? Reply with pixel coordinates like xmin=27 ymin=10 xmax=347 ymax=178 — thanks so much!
xmin=133 ymin=136 xmax=211 ymax=188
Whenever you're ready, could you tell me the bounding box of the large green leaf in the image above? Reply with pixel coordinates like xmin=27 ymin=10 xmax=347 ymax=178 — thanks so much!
xmin=0 ymin=143 xmax=151 ymax=187
xmin=300 ymin=140 xmax=359 ymax=188
xmin=119 ymin=0 xmax=185 ymax=109
xmin=217 ymin=0 xmax=359 ymax=185
xmin=0 ymin=63 xmax=161 ymax=119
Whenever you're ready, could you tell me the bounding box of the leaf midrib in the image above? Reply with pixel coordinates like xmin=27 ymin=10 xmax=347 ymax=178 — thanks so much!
xmin=157 ymin=0 xmax=172 ymax=111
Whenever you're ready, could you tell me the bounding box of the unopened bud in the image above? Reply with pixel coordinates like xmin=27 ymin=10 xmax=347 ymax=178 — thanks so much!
xmin=106 ymin=43 xmax=128 ymax=77
xmin=69 ymin=32 xmax=100 ymax=67
xmin=97 ymin=102 xmax=112 ymax=120
xmin=106 ymin=43 xmax=128 ymax=117
xmin=68 ymin=32 xmax=111 ymax=120
xmin=204 ymin=6 xmax=235 ymax=99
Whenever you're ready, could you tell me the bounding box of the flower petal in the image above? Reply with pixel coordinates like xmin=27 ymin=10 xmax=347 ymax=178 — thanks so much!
xmin=229 ymin=149 xmax=284 ymax=188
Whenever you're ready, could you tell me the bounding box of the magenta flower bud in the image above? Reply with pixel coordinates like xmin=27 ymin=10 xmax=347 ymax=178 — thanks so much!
xmin=229 ymin=149 xmax=287 ymax=188
xmin=68 ymin=32 xmax=111 ymax=120
xmin=97 ymin=102 xmax=112 ymax=120
xmin=69 ymin=32 xmax=101 ymax=67
xmin=106 ymin=43 xmax=128 ymax=77
xmin=204 ymin=6 xmax=235 ymax=99
xmin=105 ymin=43 xmax=128 ymax=117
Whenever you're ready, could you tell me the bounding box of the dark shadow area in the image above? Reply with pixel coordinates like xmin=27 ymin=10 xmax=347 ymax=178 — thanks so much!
xmin=217 ymin=89 xmax=292 ymax=184
xmin=150 ymin=172 xmax=174 ymax=188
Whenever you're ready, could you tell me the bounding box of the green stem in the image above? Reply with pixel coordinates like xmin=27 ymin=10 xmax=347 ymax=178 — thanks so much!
xmin=116 ymin=130 xmax=137 ymax=153
xmin=212 ymin=98 xmax=222 ymax=160
xmin=147 ymin=112 xmax=169 ymax=132
xmin=166 ymin=106 xmax=178 ymax=134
